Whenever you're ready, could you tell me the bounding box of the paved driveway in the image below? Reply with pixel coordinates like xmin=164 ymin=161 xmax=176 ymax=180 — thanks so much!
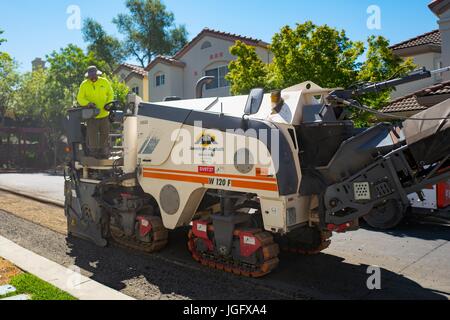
xmin=0 ymin=173 xmax=64 ymax=203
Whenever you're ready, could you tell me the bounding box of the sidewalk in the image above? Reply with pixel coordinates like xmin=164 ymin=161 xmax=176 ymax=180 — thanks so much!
xmin=0 ymin=235 xmax=135 ymax=300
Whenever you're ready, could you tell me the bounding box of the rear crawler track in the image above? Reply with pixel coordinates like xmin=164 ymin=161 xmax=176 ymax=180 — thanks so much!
xmin=278 ymin=230 xmax=332 ymax=255
xmin=188 ymin=222 xmax=280 ymax=278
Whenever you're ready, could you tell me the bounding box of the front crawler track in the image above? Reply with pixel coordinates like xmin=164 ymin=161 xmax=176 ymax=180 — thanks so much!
xmin=110 ymin=216 xmax=169 ymax=253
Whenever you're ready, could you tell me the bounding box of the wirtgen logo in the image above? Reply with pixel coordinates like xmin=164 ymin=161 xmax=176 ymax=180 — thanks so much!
xmin=170 ymin=121 xmax=280 ymax=173
xmin=195 ymin=131 xmax=218 ymax=147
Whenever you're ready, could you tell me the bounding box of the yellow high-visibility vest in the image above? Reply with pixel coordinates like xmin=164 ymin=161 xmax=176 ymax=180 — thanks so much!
xmin=77 ymin=77 xmax=114 ymax=119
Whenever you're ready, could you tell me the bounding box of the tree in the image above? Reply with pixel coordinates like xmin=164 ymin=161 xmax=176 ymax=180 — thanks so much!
xmin=113 ymin=0 xmax=188 ymax=67
xmin=13 ymin=68 xmax=70 ymax=132
xmin=353 ymin=36 xmax=415 ymax=126
xmin=10 ymin=68 xmax=71 ymax=167
xmin=0 ymin=29 xmax=6 ymax=47
xmin=12 ymin=69 xmax=49 ymax=123
xmin=226 ymin=22 xmax=415 ymax=126
xmin=0 ymin=30 xmax=19 ymax=126
xmin=227 ymin=41 xmax=270 ymax=95
xmin=110 ymin=76 xmax=130 ymax=105
xmin=45 ymin=44 xmax=108 ymax=104
xmin=82 ymin=18 xmax=125 ymax=74
xmin=270 ymin=22 xmax=364 ymax=89
xmin=0 ymin=52 xmax=19 ymax=126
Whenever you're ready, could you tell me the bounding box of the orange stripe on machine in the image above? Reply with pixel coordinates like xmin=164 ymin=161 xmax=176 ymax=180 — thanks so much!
xmin=143 ymin=167 xmax=277 ymax=182
xmin=143 ymin=172 xmax=209 ymax=184
xmin=231 ymin=180 xmax=279 ymax=192
xmin=142 ymin=169 xmax=278 ymax=192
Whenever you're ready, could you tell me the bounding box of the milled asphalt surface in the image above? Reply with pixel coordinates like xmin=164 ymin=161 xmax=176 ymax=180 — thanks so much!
xmin=0 ymin=210 xmax=294 ymax=300
xmin=0 ymin=173 xmax=449 ymax=300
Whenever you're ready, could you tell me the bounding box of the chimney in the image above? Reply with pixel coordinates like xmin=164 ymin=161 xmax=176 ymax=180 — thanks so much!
xmin=32 ymin=58 xmax=46 ymax=72
xmin=430 ymin=0 xmax=450 ymax=80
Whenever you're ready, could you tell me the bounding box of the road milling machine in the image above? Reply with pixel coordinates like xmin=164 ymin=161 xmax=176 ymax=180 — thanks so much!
xmin=64 ymin=67 xmax=450 ymax=277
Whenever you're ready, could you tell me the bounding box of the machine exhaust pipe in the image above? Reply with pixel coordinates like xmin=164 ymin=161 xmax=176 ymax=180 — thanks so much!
xmin=195 ymin=76 xmax=215 ymax=99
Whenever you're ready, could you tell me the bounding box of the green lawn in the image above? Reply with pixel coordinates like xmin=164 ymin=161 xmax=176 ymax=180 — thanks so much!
xmin=0 ymin=273 xmax=76 ymax=300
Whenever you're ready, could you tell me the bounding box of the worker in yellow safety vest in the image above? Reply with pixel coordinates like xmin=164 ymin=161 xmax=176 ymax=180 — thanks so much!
xmin=77 ymin=66 xmax=114 ymax=159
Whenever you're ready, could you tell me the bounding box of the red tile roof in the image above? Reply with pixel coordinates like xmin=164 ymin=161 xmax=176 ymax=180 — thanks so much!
xmin=429 ymin=0 xmax=444 ymax=8
xmin=173 ymin=28 xmax=269 ymax=60
xmin=428 ymin=0 xmax=446 ymax=13
xmin=381 ymin=95 xmax=427 ymax=113
xmin=419 ymin=81 xmax=450 ymax=96
xmin=390 ymin=29 xmax=441 ymax=51
xmin=115 ymin=63 xmax=148 ymax=77
xmin=144 ymin=55 xmax=186 ymax=71
xmin=381 ymin=80 xmax=450 ymax=113
xmin=145 ymin=28 xmax=270 ymax=71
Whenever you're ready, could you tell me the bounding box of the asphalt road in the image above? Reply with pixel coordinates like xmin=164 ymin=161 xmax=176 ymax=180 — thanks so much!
xmin=0 ymin=204 xmax=449 ymax=300
xmin=0 ymin=174 xmax=449 ymax=299
xmin=0 ymin=209 xmax=296 ymax=300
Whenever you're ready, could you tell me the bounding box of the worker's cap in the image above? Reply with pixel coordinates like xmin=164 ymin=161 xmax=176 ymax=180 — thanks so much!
xmin=271 ymin=90 xmax=282 ymax=103
xmin=85 ymin=66 xmax=102 ymax=78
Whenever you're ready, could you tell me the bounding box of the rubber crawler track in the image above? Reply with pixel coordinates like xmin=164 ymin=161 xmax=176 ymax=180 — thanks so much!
xmin=110 ymin=216 xmax=169 ymax=253
xmin=280 ymin=231 xmax=332 ymax=255
xmin=188 ymin=225 xmax=280 ymax=278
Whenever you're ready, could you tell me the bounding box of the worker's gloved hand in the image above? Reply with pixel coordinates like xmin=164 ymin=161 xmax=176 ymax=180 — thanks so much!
xmin=88 ymin=102 xmax=96 ymax=108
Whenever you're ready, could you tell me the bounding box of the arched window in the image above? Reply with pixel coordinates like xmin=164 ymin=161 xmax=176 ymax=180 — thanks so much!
xmin=201 ymin=41 xmax=212 ymax=50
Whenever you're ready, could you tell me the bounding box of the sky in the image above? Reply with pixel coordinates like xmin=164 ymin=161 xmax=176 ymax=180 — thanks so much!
xmin=0 ymin=0 xmax=439 ymax=72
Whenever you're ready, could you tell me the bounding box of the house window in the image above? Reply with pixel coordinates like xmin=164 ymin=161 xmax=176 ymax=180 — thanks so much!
xmin=205 ymin=66 xmax=229 ymax=90
xmin=156 ymin=74 xmax=165 ymax=87
xmin=132 ymin=86 xmax=139 ymax=96
xmin=201 ymin=41 xmax=212 ymax=50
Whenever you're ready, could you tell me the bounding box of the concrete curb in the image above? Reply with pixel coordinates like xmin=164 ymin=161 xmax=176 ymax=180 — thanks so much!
xmin=0 ymin=186 xmax=64 ymax=208
xmin=0 ymin=235 xmax=135 ymax=300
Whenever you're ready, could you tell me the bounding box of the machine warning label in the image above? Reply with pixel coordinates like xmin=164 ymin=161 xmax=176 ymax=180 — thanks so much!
xmin=243 ymin=236 xmax=256 ymax=245
xmin=198 ymin=166 xmax=215 ymax=174
xmin=197 ymin=223 xmax=207 ymax=232
xmin=208 ymin=178 xmax=232 ymax=187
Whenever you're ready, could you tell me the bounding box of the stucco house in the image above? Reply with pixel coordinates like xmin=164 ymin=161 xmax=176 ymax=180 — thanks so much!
xmin=114 ymin=63 xmax=150 ymax=101
xmin=390 ymin=30 xmax=443 ymax=99
xmin=382 ymin=0 xmax=450 ymax=117
xmin=145 ymin=28 xmax=272 ymax=102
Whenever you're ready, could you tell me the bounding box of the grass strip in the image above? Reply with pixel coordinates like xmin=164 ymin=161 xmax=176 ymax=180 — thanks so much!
xmin=0 ymin=273 xmax=76 ymax=300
